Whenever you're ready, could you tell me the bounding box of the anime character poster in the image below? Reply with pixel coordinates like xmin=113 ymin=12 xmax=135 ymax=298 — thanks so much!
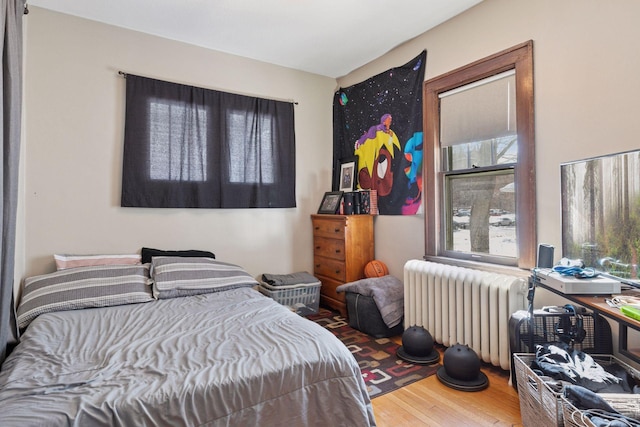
xmin=333 ymin=51 xmax=426 ymax=215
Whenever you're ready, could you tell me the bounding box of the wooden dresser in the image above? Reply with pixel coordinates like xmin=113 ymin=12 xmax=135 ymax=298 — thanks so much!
xmin=311 ymin=214 xmax=374 ymax=316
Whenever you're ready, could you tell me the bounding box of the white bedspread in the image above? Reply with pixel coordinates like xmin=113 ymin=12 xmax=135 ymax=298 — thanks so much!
xmin=0 ymin=288 xmax=375 ymax=426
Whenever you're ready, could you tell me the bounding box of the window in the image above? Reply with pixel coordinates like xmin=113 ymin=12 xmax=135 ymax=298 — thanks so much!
xmin=423 ymin=41 xmax=535 ymax=268
xmin=121 ymin=75 xmax=296 ymax=208
xmin=226 ymin=109 xmax=274 ymax=184
xmin=149 ymin=98 xmax=208 ymax=182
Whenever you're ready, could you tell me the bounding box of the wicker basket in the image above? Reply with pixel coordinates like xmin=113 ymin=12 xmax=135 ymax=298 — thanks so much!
xmin=561 ymin=394 xmax=640 ymax=427
xmin=258 ymin=281 xmax=321 ymax=314
xmin=514 ymin=353 xmax=640 ymax=427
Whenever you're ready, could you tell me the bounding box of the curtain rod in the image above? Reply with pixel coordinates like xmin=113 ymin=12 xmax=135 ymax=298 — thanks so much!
xmin=117 ymin=70 xmax=298 ymax=105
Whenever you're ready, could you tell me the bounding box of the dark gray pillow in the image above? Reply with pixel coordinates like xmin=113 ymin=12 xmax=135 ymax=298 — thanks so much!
xmin=141 ymin=247 xmax=215 ymax=264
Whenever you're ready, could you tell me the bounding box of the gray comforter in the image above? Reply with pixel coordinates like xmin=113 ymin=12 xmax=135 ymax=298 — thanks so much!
xmin=0 ymin=288 xmax=375 ymax=426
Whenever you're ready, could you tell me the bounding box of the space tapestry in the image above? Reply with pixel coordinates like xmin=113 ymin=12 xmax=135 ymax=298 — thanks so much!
xmin=333 ymin=50 xmax=426 ymax=215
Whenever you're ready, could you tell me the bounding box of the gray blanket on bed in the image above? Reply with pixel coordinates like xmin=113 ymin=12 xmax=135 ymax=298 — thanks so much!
xmin=336 ymin=275 xmax=404 ymax=328
xmin=0 ymin=288 xmax=375 ymax=426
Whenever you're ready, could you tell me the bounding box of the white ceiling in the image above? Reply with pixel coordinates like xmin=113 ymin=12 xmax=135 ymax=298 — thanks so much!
xmin=28 ymin=0 xmax=482 ymax=78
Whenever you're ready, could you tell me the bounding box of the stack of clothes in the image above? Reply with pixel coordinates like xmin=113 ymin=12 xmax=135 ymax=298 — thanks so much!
xmin=261 ymin=271 xmax=319 ymax=287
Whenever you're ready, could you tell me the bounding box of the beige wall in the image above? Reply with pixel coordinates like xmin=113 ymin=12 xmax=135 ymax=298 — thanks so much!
xmin=20 ymin=7 xmax=336 ymax=285
xmin=338 ymin=0 xmax=640 ymax=283
xmin=20 ymin=1 xmax=640 ymax=294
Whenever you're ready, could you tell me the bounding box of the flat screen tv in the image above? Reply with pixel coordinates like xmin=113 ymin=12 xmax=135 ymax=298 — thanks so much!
xmin=561 ymin=149 xmax=640 ymax=284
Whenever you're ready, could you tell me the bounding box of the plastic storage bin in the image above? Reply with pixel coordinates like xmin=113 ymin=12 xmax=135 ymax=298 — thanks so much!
xmin=258 ymin=281 xmax=321 ymax=315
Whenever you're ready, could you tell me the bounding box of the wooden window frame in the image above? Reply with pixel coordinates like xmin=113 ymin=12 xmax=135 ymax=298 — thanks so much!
xmin=423 ymin=40 xmax=536 ymax=269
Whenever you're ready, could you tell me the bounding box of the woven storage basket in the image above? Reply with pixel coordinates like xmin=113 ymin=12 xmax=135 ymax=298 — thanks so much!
xmin=561 ymin=394 xmax=640 ymax=427
xmin=514 ymin=353 xmax=640 ymax=427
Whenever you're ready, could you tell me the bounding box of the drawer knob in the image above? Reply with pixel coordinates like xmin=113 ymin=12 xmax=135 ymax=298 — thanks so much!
xmin=335 ymin=249 xmax=341 ymax=254
xmin=315 ymin=246 xmax=321 ymax=250
xmin=334 ymin=228 xmax=340 ymax=233
xmin=314 ymin=226 xmax=320 ymax=230
xmin=335 ymin=270 xmax=341 ymax=274
xmin=315 ymin=264 xmax=321 ymax=268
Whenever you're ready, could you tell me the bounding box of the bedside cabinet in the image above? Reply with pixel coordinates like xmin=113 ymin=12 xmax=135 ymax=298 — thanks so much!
xmin=311 ymin=214 xmax=374 ymax=316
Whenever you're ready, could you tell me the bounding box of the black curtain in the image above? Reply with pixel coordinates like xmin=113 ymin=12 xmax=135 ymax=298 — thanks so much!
xmin=122 ymin=75 xmax=296 ymax=208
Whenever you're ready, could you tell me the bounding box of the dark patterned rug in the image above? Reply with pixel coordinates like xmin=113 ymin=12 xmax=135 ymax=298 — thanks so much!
xmin=307 ymin=308 xmax=441 ymax=398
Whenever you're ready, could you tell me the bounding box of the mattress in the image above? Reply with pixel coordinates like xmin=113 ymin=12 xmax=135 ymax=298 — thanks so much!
xmin=0 ymin=287 xmax=375 ymax=426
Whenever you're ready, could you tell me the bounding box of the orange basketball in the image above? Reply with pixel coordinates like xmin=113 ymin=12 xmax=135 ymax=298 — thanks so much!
xmin=364 ymin=260 xmax=389 ymax=278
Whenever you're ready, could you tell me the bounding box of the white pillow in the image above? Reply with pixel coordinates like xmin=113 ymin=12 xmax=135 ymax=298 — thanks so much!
xmin=54 ymin=253 xmax=141 ymax=270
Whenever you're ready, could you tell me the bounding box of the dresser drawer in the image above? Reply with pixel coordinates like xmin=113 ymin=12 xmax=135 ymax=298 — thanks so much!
xmin=318 ymin=276 xmax=345 ymax=303
xmin=312 ymin=218 xmax=345 ymax=239
xmin=313 ymin=256 xmax=346 ymax=282
xmin=311 ymin=214 xmax=374 ymax=316
xmin=313 ymin=236 xmax=345 ymax=261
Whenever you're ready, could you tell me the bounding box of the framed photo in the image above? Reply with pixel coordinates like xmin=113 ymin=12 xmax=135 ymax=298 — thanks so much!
xmin=339 ymin=159 xmax=356 ymax=192
xmin=317 ymin=191 xmax=343 ymax=214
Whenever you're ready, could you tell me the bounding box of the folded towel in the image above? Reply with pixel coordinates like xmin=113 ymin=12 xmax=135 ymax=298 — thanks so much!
xmin=336 ymin=275 xmax=404 ymax=328
xmin=262 ymin=271 xmax=318 ymax=286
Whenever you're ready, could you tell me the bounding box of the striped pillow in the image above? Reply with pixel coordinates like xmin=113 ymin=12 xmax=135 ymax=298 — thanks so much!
xmin=151 ymin=256 xmax=258 ymax=299
xmin=54 ymin=253 xmax=141 ymax=270
xmin=17 ymin=264 xmax=153 ymax=329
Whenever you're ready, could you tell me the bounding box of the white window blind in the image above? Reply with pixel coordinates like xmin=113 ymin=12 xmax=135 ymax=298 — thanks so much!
xmin=439 ymin=70 xmax=516 ymax=147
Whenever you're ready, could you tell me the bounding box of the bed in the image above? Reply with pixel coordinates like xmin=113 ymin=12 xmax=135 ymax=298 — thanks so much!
xmin=0 ymin=255 xmax=376 ymax=426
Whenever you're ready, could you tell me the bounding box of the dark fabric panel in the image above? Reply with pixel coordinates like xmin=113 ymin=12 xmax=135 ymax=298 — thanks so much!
xmin=332 ymin=51 xmax=426 ymax=215
xmin=122 ymin=75 xmax=295 ymax=208
xmin=0 ymin=0 xmax=25 ymax=367
xmin=345 ymin=292 xmax=403 ymax=338
xmin=141 ymin=247 xmax=215 ymax=264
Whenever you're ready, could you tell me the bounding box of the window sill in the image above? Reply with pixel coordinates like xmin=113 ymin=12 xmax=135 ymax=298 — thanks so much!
xmin=422 ymin=255 xmax=532 ymax=280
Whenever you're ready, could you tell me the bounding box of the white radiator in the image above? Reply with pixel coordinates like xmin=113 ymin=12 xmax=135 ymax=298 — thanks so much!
xmin=403 ymin=259 xmax=528 ymax=370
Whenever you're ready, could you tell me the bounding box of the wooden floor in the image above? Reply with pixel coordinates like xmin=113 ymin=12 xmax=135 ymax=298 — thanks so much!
xmin=371 ymin=345 xmax=524 ymax=427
